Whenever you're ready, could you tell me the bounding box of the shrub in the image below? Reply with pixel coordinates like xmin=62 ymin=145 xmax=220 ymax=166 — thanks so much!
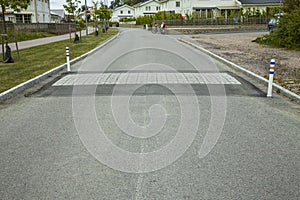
xmin=136 ymin=15 xmax=153 ymax=25
xmin=255 ymin=8 xmax=300 ymax=50
xmin=135 ymin=11 xmax=182 ymax=25
xmin=119 ymin=17 xmax=136 ymax=22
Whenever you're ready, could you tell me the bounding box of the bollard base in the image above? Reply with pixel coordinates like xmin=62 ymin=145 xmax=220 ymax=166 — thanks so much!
xmin=3 ymin=45 xmax=14 ymax=63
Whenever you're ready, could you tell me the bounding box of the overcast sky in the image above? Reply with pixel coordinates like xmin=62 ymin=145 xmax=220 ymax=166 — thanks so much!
xmin=50 ymin=0 xmax=96 ymax=10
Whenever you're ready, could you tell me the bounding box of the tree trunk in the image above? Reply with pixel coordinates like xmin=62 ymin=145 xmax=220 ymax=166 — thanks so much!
xmin=1 ymin=5 xmax=7 ymax=34
xmin=1 ymin=5 xmax=6 ymax=61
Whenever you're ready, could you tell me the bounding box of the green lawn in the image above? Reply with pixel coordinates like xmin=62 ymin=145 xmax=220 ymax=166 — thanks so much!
xmin=5 ymin=31 xmax=57 ymax=42
xmin=0 ymin=28 xmax=119 ymax=93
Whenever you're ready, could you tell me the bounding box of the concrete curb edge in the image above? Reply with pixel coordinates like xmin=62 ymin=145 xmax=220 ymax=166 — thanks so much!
xmin=0 ymin=32 xmax=120 ymax=102
xmin=178 ymin=38 xmax=300 ymax=103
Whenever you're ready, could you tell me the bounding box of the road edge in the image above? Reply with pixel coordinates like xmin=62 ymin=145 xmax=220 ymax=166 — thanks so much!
xmin=178 ymin=38 xmax=300 ymax=103
xmin=0 ymin=32 xmax=120 ymax=102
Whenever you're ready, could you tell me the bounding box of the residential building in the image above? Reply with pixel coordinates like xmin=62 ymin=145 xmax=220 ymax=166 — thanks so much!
xmin=50 ymin=9 xmax=65 ymax=23
xmin=111 ymin=4 xmax=135 ymax=21
xmin=239 ymin=0 xmax=282 ymax=13
xmin=1 ymin=0 xmax=51 ymax=23
xmin=111 ymin=0 xmax=282 ymax=21
xmin=134 ymin=0 xmax=162 ymax=17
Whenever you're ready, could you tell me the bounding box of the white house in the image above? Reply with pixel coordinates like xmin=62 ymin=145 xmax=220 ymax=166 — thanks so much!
xmin=239 ymin=0 xmax=282 ymax=13
xmin=161 ymin=0 xmax=242 ymax=18
xmin=112 ymin=0 xmax=281 ymax=21
xmin=134 ymin=0 xmax=163 ymax=17
xmin=50 ymin=9 xmax=65 ymax=23
xmin=111 ymin=4 xmax=135 ymax=21
xmin=1 ymin=0 xmax=51 ymax=23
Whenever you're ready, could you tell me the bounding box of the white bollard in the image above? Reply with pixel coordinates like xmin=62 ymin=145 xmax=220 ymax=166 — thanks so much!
xmin=66 ymin=47 xmax=70 ymax=72
xmin=267 ymin=59 xmax=275 ymax=97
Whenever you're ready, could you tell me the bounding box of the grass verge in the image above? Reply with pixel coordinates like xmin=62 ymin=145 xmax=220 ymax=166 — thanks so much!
xmin=3 ymin=31 xmax=57 ymax=42
xmin=0 ymin=28 xmax=119 ymax=93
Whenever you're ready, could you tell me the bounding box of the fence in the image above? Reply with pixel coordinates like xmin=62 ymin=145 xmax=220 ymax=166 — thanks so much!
xmin=155 ymin=17 xmax=270 ymax=26
xmin=0 ymin=23 xmax=76 ymax=35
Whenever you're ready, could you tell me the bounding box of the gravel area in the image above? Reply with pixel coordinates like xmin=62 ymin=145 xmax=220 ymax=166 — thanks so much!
xmin=191 ymin=32 xmax=300 ymax=95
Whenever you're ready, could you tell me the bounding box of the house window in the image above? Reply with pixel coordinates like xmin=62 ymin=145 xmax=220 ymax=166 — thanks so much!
xmin=8 ymin=17 xmax=14 ymax=22
xmin=120 ymin=10 xmax=123 ymax=14
xmin=146 ymin=6 xmax=151 ymax=11
xmin=128 ymin=10 xmax=131 ymax=14
xmin=16 ymin=15 xmax=23 ymax=23
xmin=24 ymin=14 xmax=31 ymax=23
xmin=176 ymin=2 xmax=180 ymax=7
xmin=16 ymin=14 xmax=31 ymax=23
xmin=156 ymin=6 xmax=160 ymax=11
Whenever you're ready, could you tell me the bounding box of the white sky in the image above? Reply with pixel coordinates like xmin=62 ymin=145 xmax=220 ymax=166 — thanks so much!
xmin=50 ymin=0 xmax=101 ymax=10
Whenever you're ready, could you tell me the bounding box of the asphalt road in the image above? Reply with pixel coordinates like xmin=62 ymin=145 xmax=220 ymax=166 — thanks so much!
xmin=0 ymin=28 xmax=299 ymax=199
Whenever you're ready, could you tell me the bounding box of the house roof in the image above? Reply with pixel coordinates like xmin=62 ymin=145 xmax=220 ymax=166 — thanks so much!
xmin=134 ymin=0 xmax=161 ymax=7
xmin=50 ymin=9 xmax=65 ymax=18
xmin=115 ymin=4 xmax=134 ymax=11
xmin=238 ymin=0 xmax=282 ymax=4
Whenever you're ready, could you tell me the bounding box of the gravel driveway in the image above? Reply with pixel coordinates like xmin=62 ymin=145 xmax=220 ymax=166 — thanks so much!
xmin=190 ymin=32 xmax=300 ymax=95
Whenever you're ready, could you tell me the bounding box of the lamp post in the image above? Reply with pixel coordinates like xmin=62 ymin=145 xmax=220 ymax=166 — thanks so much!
xmin=85 ymin=0 xmax=88 ymax=37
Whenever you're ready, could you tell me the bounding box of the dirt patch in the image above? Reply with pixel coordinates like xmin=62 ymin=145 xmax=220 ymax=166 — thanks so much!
xmin=191 ymin=32 xmax=300 ymax=95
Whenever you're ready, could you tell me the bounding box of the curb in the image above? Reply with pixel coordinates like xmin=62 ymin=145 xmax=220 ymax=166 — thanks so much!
xmin=0 ymin=32 xmax=120 ymax=102
xmin=178 ymin=38 xmax=300 ymax=103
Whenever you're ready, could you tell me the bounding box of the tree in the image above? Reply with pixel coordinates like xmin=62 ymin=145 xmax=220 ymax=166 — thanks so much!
xmin=0 ymin=0 xmax=29 ymax=34
xmin=92 ymin=1 xmax=112 ymax=25
xmin=63 ymin=0 xmax=81 ymax=21
xmin=99 ymin=3 xmax=113 ymax=21
xmin=99 ymin=2 xmax=112 ymax=32
xmin=283 ymin=0 xmax=300 ymax=12
xmin=109 ymin=0 xmax=122 ymax=9
xmin=123 ymin=0 xmax=144 ymax=6
xmin=64 ymin=0 xmax=81 ymax=41
xmin=256 ymin=6 xmax=300 ymax=50
xmin=80 ymin=5 xmax=86 ymax=12
xmin=109 ymin=0 xmax=145 ymax=8
xmin=273 ymin=7 xmax=300 ymax=49
xmin=91 ymin=1 xmax=100 ymax=28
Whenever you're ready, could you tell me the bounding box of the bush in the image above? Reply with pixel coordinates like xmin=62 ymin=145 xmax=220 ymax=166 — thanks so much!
xmin=136 ymin=15 xmax=153 ymax=25
xmin=109 ymin=21 xmax=119 ymax=27
xmin=135 ymin=11 xmax=182 ymax=25
xmin=256 ymin=8 xmax=300 ymax=50
xmin=119 ymin=17 xmax=136 ymax=22
xmin=154 ymin=11 xmax=181 ymax=20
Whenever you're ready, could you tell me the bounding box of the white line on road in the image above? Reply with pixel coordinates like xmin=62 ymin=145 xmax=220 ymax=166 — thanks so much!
xmin=53 ymin=72 xmax=241 ymax=86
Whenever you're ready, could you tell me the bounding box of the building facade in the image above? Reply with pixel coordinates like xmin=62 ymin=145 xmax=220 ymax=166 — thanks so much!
xmin=112 ymin=0 xmax=281 ymax=21
xmin=111 ymin=5 xmax=135 ymax=21
xmin=50 ymin=9 xmax=65 ymax=23
xmin=1 ymin=0 xmax=51 ymax=23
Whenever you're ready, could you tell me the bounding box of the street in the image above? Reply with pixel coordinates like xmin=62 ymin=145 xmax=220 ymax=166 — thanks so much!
xmin=0 ymin=28 xmax=299 ymax=199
